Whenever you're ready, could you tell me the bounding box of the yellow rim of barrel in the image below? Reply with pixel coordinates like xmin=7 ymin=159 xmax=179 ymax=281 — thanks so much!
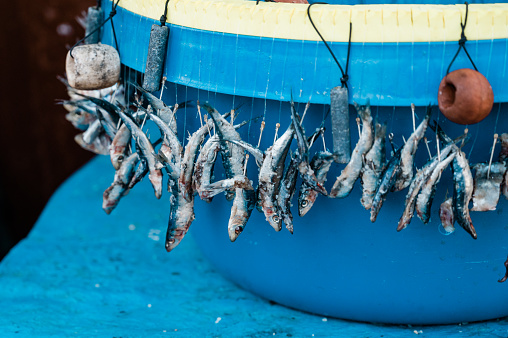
xmin=118 ymin=0 xmax=508 ymax=43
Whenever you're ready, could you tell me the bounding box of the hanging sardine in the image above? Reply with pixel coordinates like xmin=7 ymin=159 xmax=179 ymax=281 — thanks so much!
xmin=228 ymin=188 xmax=257 ymax=242
xmin=203 ymin=104 xmax=257 ymax=239
xmin=439 ymin=197 xmax=455 ymax=234
xmin=165 ymin=179 xmax=195 ymax=252
xmin=132 ymin=82 xmax=186 ymax=134
xmin=128 ymin=157 xmax=148 ymax=190
xmin=415 ymin=147 xmax=456 ymax=224
xmin=393 ymin=106 xmax=432 ymax=192
xmin=145 ymin=106 xmax=182 ymax=168
xmin=277 ymin=154 xmax=300 ymax=234
xmin=118 ymin=108 xmax=163 ymax=199
xmin=102 ymin=153 xmax=139 ymax=214
xmin=95 ymin=107 xmax=117 ymax=139
xmin=74 ymin=132 xmax=111 ymax=155
xmin=298 ymin=151 xmax=335 ymax=217
xmin=110 ymin=123 xmax=131 ymax=170
xmin=360 ymin=122 xmax=387 ymax=210
xmin=194 ymin=120 xmax=251 ymax=203
xmin=179 ymin=118 xmax=216 ymax=202
xmin=398 ymin=145 xmax=455 ymax=231
xmin=330 ymin=102 xmax=374 ymax=198
xmin=227 ymin=124 xmax=294 ymax=231
xmin=451 ymin=150 xmax=477 ymax=239
xmin=82 ymin=119 xmax=103 ymax=145
xmin=290 ymin=99 xmax=327 ymax=195
xmin=370 ymin=147 xmax=403 ymax=223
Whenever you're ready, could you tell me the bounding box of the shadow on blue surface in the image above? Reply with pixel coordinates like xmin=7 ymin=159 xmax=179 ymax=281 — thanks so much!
xmin=0 ymin=155 xmax=507 ymax=336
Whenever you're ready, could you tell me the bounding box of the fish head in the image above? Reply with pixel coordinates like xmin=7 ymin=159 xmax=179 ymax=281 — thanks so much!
xmin=298 ymin=189 xmax=317 ymax=217
xmin=165 ymin=206 xmax=195 ymax=252
xmin=165 ymin=224 xmax=192 ymax=252
xmin=228 ymin=215 xmax=246 ymax=242
xmin=268 ymin=213 xmax=282 ymax=231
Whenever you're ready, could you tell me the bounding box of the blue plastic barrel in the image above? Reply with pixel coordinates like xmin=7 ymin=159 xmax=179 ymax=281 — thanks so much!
xmin=100 ymin=0 xmax=508 ymax=324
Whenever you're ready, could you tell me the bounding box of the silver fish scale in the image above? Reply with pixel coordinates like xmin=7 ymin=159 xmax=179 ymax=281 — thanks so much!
xmin=415 ymin=145 xmax=456 ymax=224
xmin=330 ymin=103 xmax=374 ymax=199
xmin=119 ymin=109 xmax=162 ymax=199
xmin=393 ymin=108 xmax=431 ymax=192
xmin=278 ymin=156 xmax=300 ymax=233
xmin=298 ymin=151 xmax=334 ymax=217
xmin=228 ymin=188 xmax=256 ymax=242
xmin=399 ymin=146 xmax=454 ymax=231
xmin=258 ymin=124 xmax=294 ymax=231
xmin=471 ymin=162 xmax=506 ymax=212
xmin=361 ymin=123 xmax=386 ymax=210
xmin=452 ymin=151 xmax=477 ymax=239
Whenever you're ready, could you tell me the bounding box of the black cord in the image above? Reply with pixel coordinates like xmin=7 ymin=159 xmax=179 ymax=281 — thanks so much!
xmin=256 ymin=0 xmax=274 ymax=4
xmin=446 ymin=2 xmax=477 ymax=74
xmin=308 ymin=2 xmax=352 ymax=89
xmin=110 ymin=0 xmax=120 ymax=58
xmin=70 ymin=0 xmax=121 ymax=58
xmin=160 ymin=0 xmax=170 ymax=26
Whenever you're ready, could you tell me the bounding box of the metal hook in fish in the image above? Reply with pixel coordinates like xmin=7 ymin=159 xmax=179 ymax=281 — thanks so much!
xmin=487 ymin=133 xmax=499 ymax=179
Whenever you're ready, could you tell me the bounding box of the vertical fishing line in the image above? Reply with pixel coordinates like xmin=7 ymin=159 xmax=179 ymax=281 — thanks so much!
xmin=467 ymin=125 xmax=479 ymax=159
xmin=263 ymin=34 xmax=277 ymax=122
xmin=278 ymin=38 xmax=290 ymax=124
xmin=248 ymin=97 xmax=255 ymax=142
xmin=182 ymin=85 xmax=188 ymax=147
xmin=298 ymin=38 xmax=305 ymax=101
xmin=493 ymin=103 xmax=502 ymax=134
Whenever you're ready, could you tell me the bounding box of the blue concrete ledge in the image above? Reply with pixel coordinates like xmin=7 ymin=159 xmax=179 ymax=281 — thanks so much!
xmin=1 ymin=155 xmax=507 ymax=337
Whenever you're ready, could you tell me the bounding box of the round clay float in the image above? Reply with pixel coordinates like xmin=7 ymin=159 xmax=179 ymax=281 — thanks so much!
xmin=438 ymin=68 xmax=494 ymax=125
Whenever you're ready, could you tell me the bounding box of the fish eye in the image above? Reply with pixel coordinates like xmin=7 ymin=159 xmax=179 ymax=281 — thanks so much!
xmin=166 ymin=238 xmax=175 ymax=244
xmin=235 ymin=226 xmax=243 ymax=234
xmin=272 ymin=215 xmax=280 ymax=224
xmin=301 ymin=200 xmax=308 ymax=208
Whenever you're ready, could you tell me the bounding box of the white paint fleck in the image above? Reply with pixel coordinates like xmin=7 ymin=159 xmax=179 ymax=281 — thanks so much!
xmin=147 ymin=304 xmax=152 ymax=308
xmin=56 ymin=23 xmax=73 ymax=37
xmin=163 ymin=330 xmax=166 ymax=333
xmin=128 ymin=224 xmax=136 ymax=231
xmin=148 ymin=229 xmax=161 ymax=241
xmin=215 ymin=317 xmax=222 ymax=324
xmin=95 ymin=284 xmax=100 ymax=288
xmin=322 ymin=317 xmax=327 ymax=322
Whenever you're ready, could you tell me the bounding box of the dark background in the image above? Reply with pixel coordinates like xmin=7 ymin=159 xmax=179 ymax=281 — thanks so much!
xmin=0 ymin=0 xmax=95 ymax=259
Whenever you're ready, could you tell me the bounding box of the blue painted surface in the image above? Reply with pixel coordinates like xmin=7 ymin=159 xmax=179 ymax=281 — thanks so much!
xmin=102 ymin=3 xmax=508 ymax=106
xmin=142 ymin=82 xmax=508 ymax=324
xmin=1 ymin=155 xmax=508 ymax=336
xmin=93 ymin=0 xmax=508 ymax=325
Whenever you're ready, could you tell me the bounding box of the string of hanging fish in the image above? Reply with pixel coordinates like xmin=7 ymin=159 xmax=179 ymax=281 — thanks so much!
xmin=59 ymin=1 xmax=508 ymax=253
xmin=59 ymin=77 xmax=508 ymax=252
